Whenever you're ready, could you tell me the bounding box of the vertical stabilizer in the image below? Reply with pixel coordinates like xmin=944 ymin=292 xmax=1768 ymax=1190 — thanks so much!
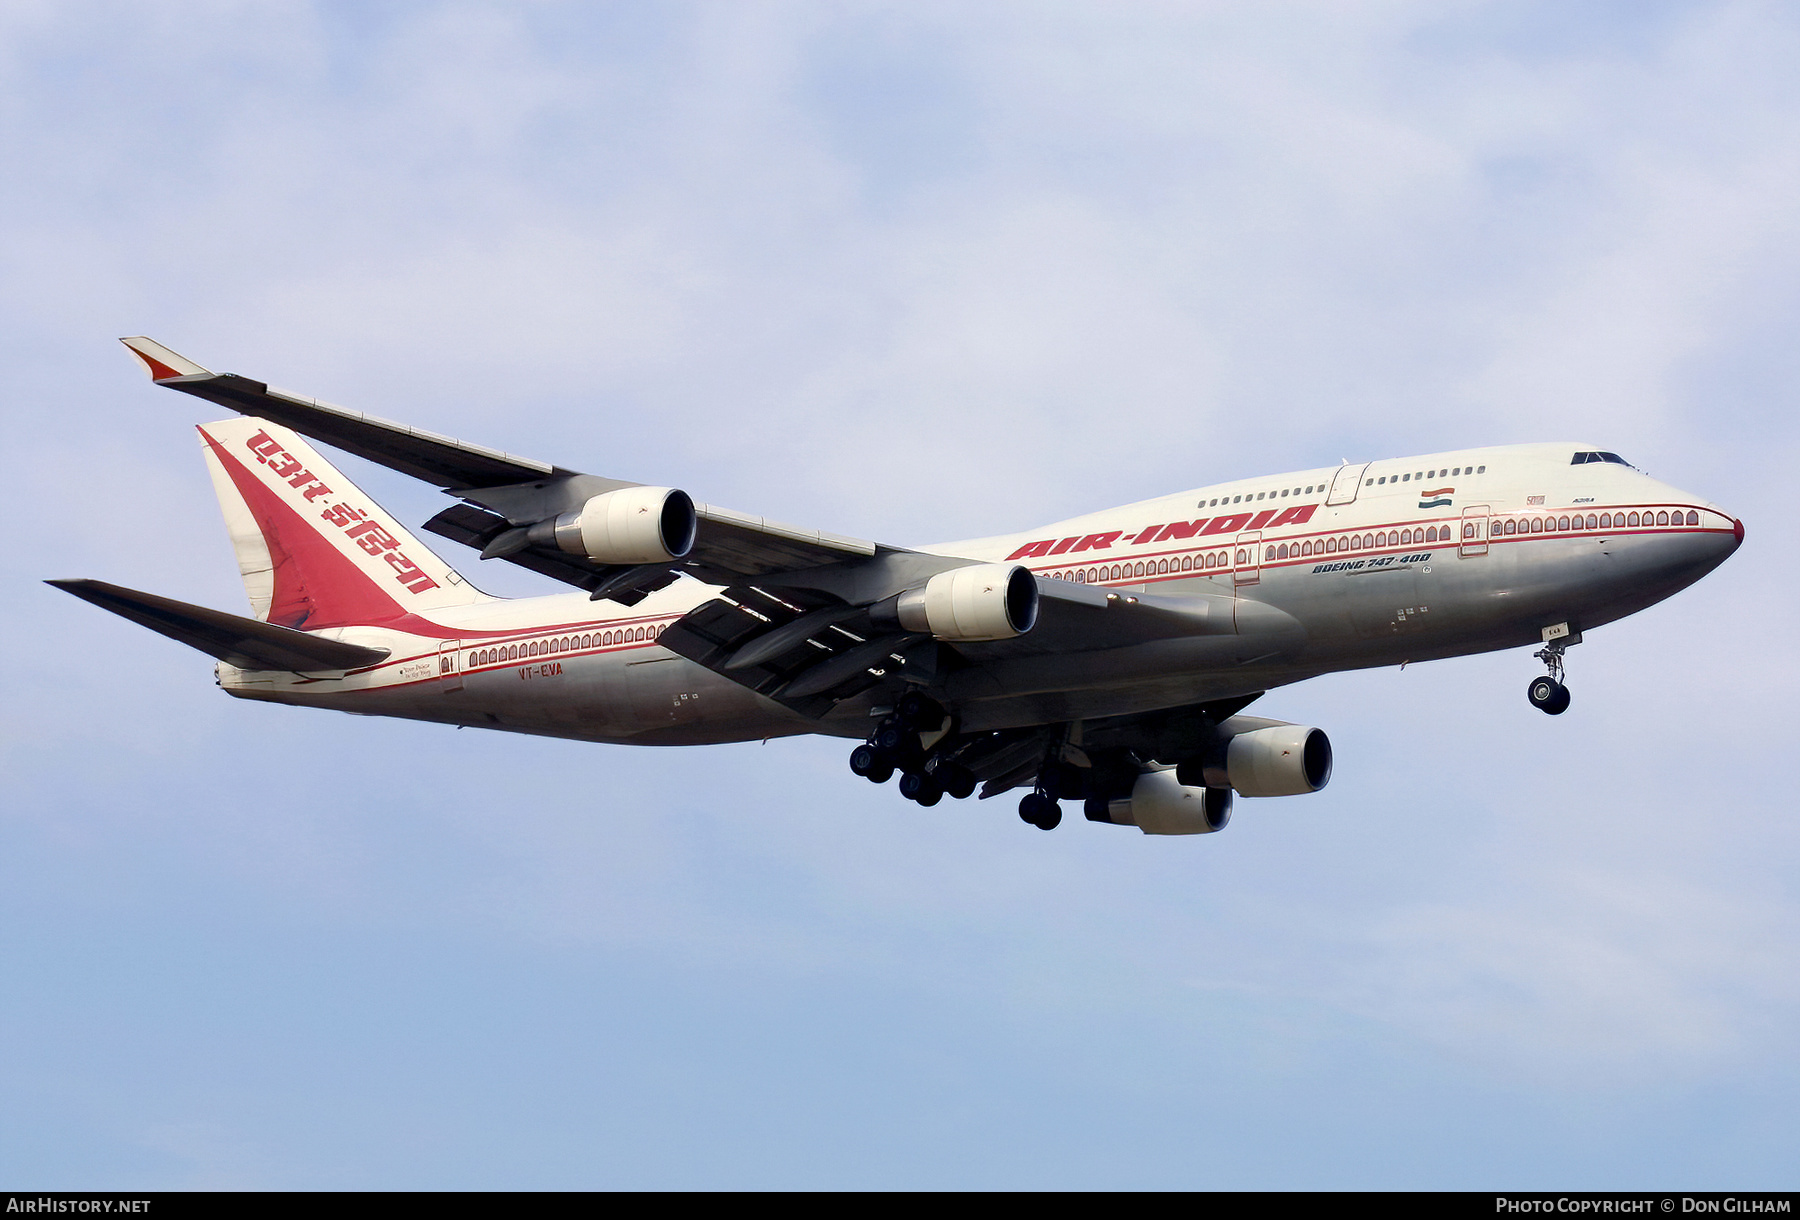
xmin=198 ymin=417 xmax=491 ymax=630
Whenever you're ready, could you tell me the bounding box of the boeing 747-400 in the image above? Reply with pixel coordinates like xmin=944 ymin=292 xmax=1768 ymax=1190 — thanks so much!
xmin=50 ymin=338 xmax=1743 ymax=834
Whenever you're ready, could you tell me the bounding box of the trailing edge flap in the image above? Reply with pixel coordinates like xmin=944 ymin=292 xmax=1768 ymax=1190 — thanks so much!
xmin=658 ymin=584 xmax=927 ymax=718
xmin=46 ymin=579 xmax=390 ymax=672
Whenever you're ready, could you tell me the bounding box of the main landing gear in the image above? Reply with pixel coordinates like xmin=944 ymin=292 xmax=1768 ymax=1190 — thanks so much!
xmin=848 ymin=692 xmax=977 ymax=807
xmin=1018 ymin=760 xmax=1081 ymax=831
xmin=1528 ymin=642 xmax=1572 ymax=715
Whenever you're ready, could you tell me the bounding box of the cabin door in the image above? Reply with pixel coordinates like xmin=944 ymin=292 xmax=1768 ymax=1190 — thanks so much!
xmin=1326 ymin=462 xmax=1370 ymax=506
xmin=437 ymin=639 xmax=464 ymax=692
xmin=1459 ymin=506 xmax=1490 ymax=558
xmin=1234 ymin=530 xmax=1263 ymax=586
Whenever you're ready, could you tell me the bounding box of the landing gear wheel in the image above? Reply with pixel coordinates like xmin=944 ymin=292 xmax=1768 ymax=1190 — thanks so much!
xmin=849 ymin=744 xmax=880 ymax=777
xmin=865 ymin=761 xmax=894 ymax=784
xmin=898 ymin=771 xmax=944 ymax=806
xmin=1018 ymin=792 xmax=1061 ymax=830
xmin=1527 ymin=677 xmax=1571 ymax=715
xmin=924 ymin=758 xmax=977 ymax=800
xmin=1527 ymin=676 xmax=1558 ymax=708
xmin=873 ymin=721 xmax=909 ymax=754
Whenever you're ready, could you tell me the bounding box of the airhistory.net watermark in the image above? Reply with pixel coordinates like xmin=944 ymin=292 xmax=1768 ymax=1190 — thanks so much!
xmin=6 ymin=1202 xmax=150 ymax=1214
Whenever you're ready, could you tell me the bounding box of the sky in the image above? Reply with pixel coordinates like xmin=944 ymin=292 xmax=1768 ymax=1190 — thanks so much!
xmin=2 ymin=0 xmax=1797 ymax=1189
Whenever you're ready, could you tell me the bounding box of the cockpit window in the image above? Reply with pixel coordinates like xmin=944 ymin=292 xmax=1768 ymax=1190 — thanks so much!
xmin=1571 ymin=450 xmax=1636 ymax=468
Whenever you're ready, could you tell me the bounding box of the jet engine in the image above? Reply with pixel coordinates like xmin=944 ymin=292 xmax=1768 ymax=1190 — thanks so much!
xmin=1097 ymin=769 xmax=1233 ymax=835
xmin=528 ymin=486 xmax=697 ymax=565
xmin=873 ymin=563 xmax=1038 ymax=642
xmin=1177 ymin=722 xmax=1333 ymax=798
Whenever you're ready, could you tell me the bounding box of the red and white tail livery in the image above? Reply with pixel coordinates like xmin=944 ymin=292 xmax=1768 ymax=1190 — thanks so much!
xmin=199 ymin=417 xmax=489 ymax=630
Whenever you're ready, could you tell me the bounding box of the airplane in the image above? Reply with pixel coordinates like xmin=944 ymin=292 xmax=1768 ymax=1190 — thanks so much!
xmin=50 ymin=337 xmax=1744 ymax=835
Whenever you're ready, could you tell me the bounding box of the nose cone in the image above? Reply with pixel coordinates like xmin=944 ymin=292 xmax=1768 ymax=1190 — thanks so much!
xmin=1663 ymin=503 xmax=1742 ymax=590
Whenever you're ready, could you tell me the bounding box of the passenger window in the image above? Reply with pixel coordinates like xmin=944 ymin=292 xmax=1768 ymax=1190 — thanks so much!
xmin=1478 ymin=465 xmax=1486 ymax=473
xmin=1349 ymin=535 xmax=1360 ymax=550
xmin=1656 ymin=510 xmax=1669 ymax=525
xmin=1686 ymin=511 xmax=1698 ymax=525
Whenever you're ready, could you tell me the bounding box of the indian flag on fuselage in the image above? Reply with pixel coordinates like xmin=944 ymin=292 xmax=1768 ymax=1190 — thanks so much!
xmin=1418 ymin=487 xmax=1453 ymax=509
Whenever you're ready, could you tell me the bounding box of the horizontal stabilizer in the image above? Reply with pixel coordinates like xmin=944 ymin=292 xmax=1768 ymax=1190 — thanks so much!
xmin=47 ymin=579 xmax=390 ymax=672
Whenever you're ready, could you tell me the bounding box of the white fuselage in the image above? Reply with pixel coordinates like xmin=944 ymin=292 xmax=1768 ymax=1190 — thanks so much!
xmin=219 ymin=442 xmax=1740 ymax=750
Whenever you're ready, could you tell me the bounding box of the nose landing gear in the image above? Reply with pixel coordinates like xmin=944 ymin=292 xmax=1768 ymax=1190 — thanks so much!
xmin=1528 ymin=643 xmax=1572 ymax=715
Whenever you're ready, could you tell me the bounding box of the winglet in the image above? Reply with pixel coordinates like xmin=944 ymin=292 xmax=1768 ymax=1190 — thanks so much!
xmin=120 ymin=336 xmax=213 ymax=382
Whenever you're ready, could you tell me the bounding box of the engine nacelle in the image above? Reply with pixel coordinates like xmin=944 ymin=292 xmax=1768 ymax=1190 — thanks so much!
xmin=1099 ymin=769 xmax=1232 ymax=836
xmin=1176 ymin=721 xmax=1333 ymax=797
xmin=530 ymin=486 xmax=697 ymax=565
xmin=1227 ymin=724 xmax=1332 ymax=796
xmin=885 ymin=563 xmax=1038 ymax=642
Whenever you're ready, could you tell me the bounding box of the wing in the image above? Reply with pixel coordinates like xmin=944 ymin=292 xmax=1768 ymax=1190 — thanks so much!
xmin=122 ymin=337 xmax=887 ymax=604
xmin=121 ymin=338 xmax=1245 ymax=718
